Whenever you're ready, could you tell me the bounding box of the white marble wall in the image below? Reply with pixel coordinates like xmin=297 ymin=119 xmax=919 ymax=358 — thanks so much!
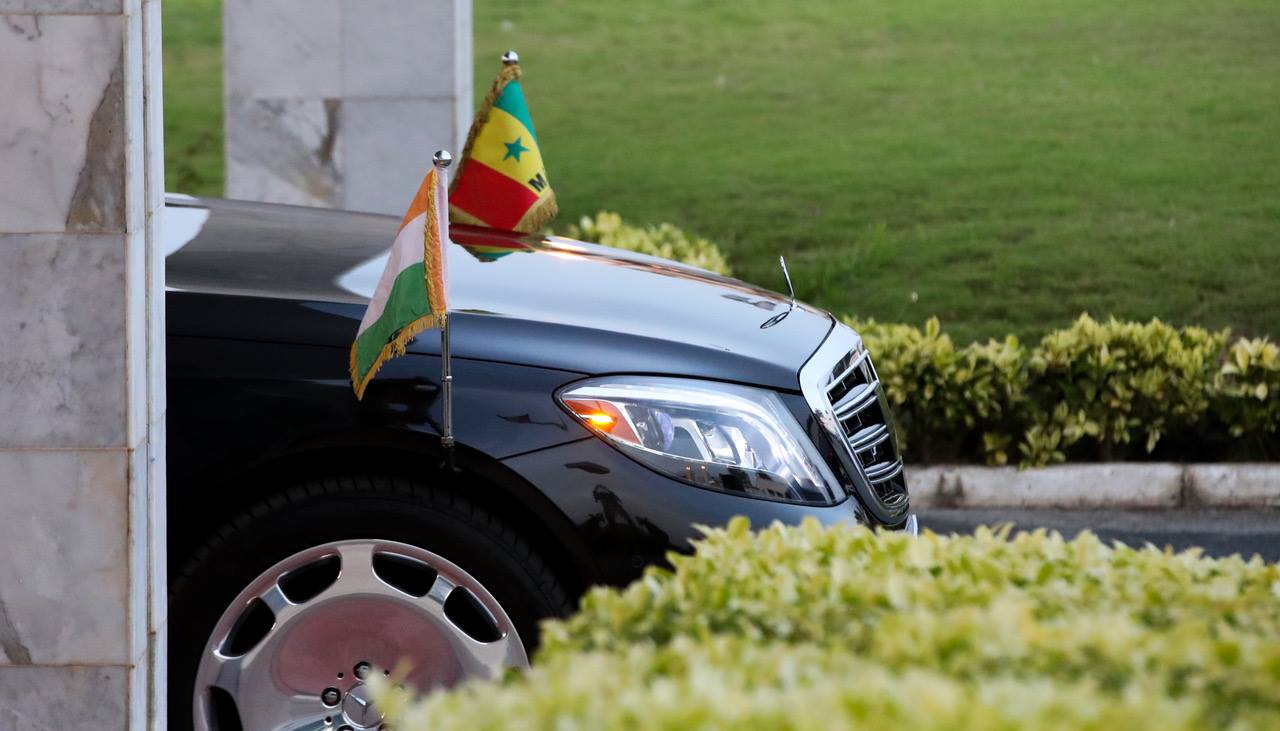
xmin=224 ymin=0 xmax=472 ymax=215
xmin=0 ymin=0 xmax=165 ymax=729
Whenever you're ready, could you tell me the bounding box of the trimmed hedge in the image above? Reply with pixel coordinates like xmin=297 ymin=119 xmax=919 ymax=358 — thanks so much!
xmin=379 ymin=639 xmax=1213 ymax=730
xmin=382 ymin=519 xmax=1280 ymax=729
xmin=559 ymin=211 xmax=733 ymax=276
xmin=851 ymin=314 xmax=1279 ymax=466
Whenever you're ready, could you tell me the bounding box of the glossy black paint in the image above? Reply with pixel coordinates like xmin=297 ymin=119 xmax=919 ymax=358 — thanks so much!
xmin=166 ymin=196 xmax=834 ymax=390
xmin=164 ymin=195 xmax=864 ymax=593
xmin=502 ymin=439 xmax=863 ymax=586
xmin=166 ymin=327 xmax=600 ymax=582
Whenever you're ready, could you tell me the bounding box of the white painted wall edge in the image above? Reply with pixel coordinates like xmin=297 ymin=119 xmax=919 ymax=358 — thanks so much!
xmin=907 ymin=463 xmax=1280 ymax=509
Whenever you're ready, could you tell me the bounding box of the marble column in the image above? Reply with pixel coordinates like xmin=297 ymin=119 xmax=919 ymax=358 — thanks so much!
xmin=224 ymin=0 xmax=473 ymax=215
xmin=0 ymin=1 xmax=166 ymax=729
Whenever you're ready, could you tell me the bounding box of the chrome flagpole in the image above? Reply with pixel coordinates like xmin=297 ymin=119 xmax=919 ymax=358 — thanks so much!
xmin=432 ymin=149 xmax=456 ymax=462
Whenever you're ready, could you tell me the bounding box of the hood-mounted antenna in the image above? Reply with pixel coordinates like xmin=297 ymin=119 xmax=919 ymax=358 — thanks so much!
xmin=760 ymin=255 xmax=796 ymax=329
xmin=780 ymin=255 xmax=796 ymax=303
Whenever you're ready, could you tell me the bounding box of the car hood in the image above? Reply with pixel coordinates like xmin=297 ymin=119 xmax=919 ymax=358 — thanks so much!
xmin=164 ymin=195 xmax=833 ymax=391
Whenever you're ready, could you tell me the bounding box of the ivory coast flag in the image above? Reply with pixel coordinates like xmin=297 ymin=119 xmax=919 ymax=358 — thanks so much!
xmin=450 ymin=58 xmax=557 ymax=232
xmin=349 ymin=166 xmax=449 ymax=400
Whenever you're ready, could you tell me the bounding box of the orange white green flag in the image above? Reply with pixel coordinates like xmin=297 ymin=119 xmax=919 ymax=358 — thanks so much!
xmin=349 ymin=165 xmax=449 ymax=400
xmin=450 ymin=52 xmax=557 ymax=233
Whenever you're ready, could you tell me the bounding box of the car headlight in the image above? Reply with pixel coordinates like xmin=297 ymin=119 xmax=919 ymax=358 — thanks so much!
xmin=557 ymin=376 xmax=842 ymax=505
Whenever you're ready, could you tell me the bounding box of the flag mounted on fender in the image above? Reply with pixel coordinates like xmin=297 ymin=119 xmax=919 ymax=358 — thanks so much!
xmin=450 ymin=51 xmax=557 ymax=233
xmin=350 ymin=158 xmax=450 ymax=400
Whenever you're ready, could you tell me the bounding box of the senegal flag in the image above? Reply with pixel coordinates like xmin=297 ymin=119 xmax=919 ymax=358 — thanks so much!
xmin=451 ymin=54 xmax=557 ymax=233
xmin=350 ymin=165 xmax=449 ymax=400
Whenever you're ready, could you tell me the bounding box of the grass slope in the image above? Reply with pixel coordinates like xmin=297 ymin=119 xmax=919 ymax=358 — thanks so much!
xmin=165 ymin=0 xmax=1280 ymax=342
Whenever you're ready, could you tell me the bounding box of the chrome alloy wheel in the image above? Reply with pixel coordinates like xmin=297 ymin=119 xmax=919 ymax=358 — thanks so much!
xmin=194 ymin=540 xmax=528 ymax=731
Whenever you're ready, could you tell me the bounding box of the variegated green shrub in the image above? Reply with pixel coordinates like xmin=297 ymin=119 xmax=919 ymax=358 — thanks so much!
xmin=1214 ymin=337 xmax=1280 ymax=439
xmin=849 ymin=316 xmax=1026 ymax=464
xmin=383 ymin=519 xmax=1280 ymax=730
xmin=560 ymin=211 xmax=733 ymax=276
xmin=378 ymin=638 xmax=1216 ymax=731
xmin=1021 ymin=316 xmax=1228 ymax=464
xmin=847 ymin=314 xmax=1277 ymax=466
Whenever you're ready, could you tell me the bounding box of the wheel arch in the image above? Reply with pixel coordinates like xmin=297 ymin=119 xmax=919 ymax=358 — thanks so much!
xmin=167 ymin=430 xmax=599 ymax=600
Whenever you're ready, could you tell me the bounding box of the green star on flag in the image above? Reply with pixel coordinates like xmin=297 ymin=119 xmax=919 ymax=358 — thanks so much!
xmin=450 ymin=54 xmax=558 ymax=232
xmin=503 ymin=136 xmax=529 ymax=162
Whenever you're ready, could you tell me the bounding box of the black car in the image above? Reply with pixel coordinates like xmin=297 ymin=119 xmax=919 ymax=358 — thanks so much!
xmin=164 ymin=194 xmax=915 ymax=731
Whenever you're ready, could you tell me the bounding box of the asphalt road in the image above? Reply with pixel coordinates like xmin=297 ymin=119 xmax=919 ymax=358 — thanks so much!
xmin=919 ymin=508 xmax=1280 ymax=562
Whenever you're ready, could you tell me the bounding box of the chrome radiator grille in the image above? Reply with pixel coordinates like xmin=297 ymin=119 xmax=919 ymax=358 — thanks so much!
xmin=825 ymin=349 xmax=908 ymax=508
xmin=800 ymin=324 xmax=910 ymax=523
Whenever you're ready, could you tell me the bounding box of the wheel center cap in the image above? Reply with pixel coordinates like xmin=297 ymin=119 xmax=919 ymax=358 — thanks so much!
xmin=341 ymin=684 xmax=383 ymax=729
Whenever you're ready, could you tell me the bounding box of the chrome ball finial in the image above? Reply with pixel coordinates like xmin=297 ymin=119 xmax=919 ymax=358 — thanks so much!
xmin=502 ymin=50 xmax=519 ymax=65
xmin=432 ymin=149 xmax=453 ymax=168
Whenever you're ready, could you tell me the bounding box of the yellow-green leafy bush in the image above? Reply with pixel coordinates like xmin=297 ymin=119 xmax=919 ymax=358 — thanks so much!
xmin=1022 ymin=316 xmax=1227 ymax=464
xmin=379 ymin=638 xmax=1212 ymax=731
xmin=849 ymin=316 xmax=1026 ymax=464
xmin=560 ymin=211 xmax=733 ymax=276
xmin=1214 ymin=337 xmax=1280 ymax=440
xmin=384 ymin=519 xmax=1280 ymax=730
xmin=847 ymin=314 xmax=1278 ymax=466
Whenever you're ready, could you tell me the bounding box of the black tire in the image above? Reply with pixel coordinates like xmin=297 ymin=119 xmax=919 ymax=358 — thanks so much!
xmin=168 ymin=474 xmax=573 ymax=731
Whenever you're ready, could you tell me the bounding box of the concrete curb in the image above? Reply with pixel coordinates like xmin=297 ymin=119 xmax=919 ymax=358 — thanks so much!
xmin=907 ymin=463 xmax=1280 ymax=509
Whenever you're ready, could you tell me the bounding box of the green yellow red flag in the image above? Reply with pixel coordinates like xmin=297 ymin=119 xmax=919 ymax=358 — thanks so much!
xmin=450 ymin=54 xmax=557 ymax=233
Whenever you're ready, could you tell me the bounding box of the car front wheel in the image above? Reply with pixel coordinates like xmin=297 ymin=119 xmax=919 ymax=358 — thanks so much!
xmin=169 ymin=474 xmax=571 ymax=731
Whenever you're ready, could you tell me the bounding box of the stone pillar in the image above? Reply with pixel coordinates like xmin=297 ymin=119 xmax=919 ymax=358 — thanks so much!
xmin=0 ymin=0 xmax=166 ymax=728
xmin=224 ymin=0 xmax=472 ymax=215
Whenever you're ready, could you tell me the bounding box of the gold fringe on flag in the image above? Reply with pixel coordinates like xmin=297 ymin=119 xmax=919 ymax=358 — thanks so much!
xmin=450 ymin=59 xmax=558 ymax=234
xmin=515 ymin=181 xmax=558 ymax=233
xmin=451 ymin=62 xmax=522 ymax=196
xmin=349 ymin=312 xmax=447 ymax=401
xmin=422 ymin=170 xmax=449 ymax=317
xmin=448 ymin=195 xmax=562 ymax=232
xmin=350 ymin=167 xmax=450 ymax=401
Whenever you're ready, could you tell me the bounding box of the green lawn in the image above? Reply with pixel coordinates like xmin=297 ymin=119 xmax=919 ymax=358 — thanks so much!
xmin=163 ymin=0 xmax=223 ymax=196
xmin=164 ymin=0 xmax=1280 ymax=343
